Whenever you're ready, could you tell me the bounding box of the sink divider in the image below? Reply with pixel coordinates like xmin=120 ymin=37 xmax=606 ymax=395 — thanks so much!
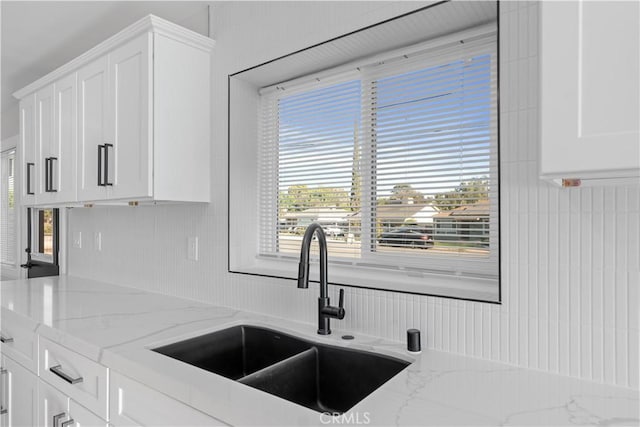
xmin=238 ymin=347 xmax=321 ymax=408
xmin=239 ymin=347 xmax=318 ymax=386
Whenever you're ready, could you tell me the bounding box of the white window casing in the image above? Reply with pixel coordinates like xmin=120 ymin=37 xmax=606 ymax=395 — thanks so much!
xmin=231 ymin=23 xmax=499 ymax=302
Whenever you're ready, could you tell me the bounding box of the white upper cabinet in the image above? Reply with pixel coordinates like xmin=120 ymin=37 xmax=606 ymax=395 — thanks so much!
xmin=35 ymin=84 xmax=55 ymax=199
xmin=19 ymin=95 xmax=37 ymax=204
xmin=35 ymin=74 xmax=77 ymax=205
xmin=53 ymin=74 xmax=77 ymax=203
xmin=540 ymin=1 xmax=639 ymax=185
xmin=15 ymin=15 xmax=214 ymax=205
xmin=107 ymin=33 xmax=152 ymax=200
xmin=77 ymin=56 xmax=110 ymax=202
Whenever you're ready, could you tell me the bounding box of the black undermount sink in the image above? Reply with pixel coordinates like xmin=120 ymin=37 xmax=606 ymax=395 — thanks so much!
xmin=152 ymin=325 xmax=410 ymax=414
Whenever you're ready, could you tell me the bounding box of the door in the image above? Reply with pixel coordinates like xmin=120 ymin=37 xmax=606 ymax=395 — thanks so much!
xmin=19 ymin=95 xmax=37 ymax=205
xmin=37 ymin=380 xmax=69 ymax=427
xmin=109 ymin=371 xmax=224 ymax=426
xmin=108 ymin=33 xmax=152 ymax=200
xmin=68 ymin=400 xmax=108 ymax=427
xmin=22 ymin=208 xmax=59 ymax=278
xmin=540 ymin=0 xmax=639 ymax=178
xmin=77 ymin=56 xmax=109 ymax=201
xmin=38 ymin=74 xmax=77 ymax=205
xmin=35 ymin=84 xmax=55 ymax=202
xmin=0 ymin=355 xmax=38 ymax=426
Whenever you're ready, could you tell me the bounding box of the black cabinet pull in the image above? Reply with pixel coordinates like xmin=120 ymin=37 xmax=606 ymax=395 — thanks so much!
xmin=104 ymin=143 xmax=113 ymax=186
xmin=48 ymin=157 xmax=58 ymax=192
xmin=44 ymin=158 xmax=49 ymax=192
xmin=26 ymin=162 xmax=34 ymax=195
xmin=49 ymin=364 xmax=83 ymax=385
xmin=97 ymin=145 xmax=105 ymax=186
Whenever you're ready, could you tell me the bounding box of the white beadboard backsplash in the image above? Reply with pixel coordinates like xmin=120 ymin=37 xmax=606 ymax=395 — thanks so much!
xmin=68 ymin=2 xmax=639 ymax=389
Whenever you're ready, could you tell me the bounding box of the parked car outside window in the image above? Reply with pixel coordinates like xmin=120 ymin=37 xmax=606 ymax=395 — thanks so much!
xmin=377 ymin=227 xmax=434 ymax=249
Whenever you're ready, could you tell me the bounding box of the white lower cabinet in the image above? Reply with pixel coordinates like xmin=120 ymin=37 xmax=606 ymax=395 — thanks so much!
xmin=0 ymin=355 xmax=38 ymax=427
xmin=2 ymin=312 xmax=226 ymax=426
xmin=39 ymin=336 xmax=109 ymax=419
xmin=38 ymin=380 xmax=107 ymax=427
xmin=38 ymin=380 xmax=68 ymax=427
xmin=0 ymin=309 xmax=39 ymax=375
xmin=109 ymin=371 xmax=226 ymax=426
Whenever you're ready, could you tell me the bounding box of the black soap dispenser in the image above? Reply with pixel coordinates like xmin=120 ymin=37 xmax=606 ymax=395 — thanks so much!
xmin=407 ymin=328 xmax=421 ymax=354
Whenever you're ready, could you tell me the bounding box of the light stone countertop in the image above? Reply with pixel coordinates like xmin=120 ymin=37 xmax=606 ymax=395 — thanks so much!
xmin=1 ymin=276 xmax=638 ymax=426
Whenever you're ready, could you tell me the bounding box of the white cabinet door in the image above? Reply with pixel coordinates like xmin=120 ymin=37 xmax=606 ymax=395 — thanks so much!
xmin=54 ymin=73 xmax=78 ymax=203
xmin=110 ymin=371 xmax=227 ymax=426
xmin=37 ymin=74 xmax=77 ymax=205
xmin=38 ymin=380 xmax=69 ymax=427
xmin=1 ymin=355 xmax=38 ymax=427
xmin=20 ymin=95 xmax=37 ymax=204
xmin=540 ymin=0 xmax=640 ymax=181
xmin=35 ymin=84 xmax=55 ymax=200
xmin=53 ymin=74 xmax=77 ymax=204
xmin=77 ymin=56 xmax=109 ymax=202
xmin=107 ymin=33 xmax=152 ymax=200
xmin=67 ymin=399 xmax=108 ymax=427
xmin=38 ymin=380 xmax=108 ymax=427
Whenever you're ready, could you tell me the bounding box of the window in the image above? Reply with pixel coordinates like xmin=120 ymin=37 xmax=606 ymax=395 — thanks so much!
xmin=230 ymin=4 xmax=499 ymax=301
xmin=1 ymin=149 xmax=16 ymax=267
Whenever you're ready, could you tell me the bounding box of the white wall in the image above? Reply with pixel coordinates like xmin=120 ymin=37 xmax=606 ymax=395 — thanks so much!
xmin=68 ymin=1 xmax=639 ymax=389
xmin=1 ymin=106 xmax=19 ymax=141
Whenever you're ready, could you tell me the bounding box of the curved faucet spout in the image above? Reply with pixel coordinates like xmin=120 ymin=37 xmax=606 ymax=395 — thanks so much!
xmin=297 ymin=223 xmax=328 ymax=297
xmin=297 ymin=222 xmax=345 ymax=335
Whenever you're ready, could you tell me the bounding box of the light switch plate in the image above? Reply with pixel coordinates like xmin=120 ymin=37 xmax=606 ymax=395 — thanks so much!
xmin=188 ymin=237 xmax=198 ymax=261
xmin=94 ymin=232 xmax=102 ymax=251
xmin=72 ymin=231 xmax=82 ymax=249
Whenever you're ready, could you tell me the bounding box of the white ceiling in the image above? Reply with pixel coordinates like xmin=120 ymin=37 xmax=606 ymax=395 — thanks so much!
xmin=1 ymin=1 xmax=210 ymax=114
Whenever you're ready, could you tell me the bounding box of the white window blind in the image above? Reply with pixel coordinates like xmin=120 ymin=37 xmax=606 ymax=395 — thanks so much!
xmin=258 ymin=29 xmax=498 ymax=283
xmin=1 ymin=149 xmax=17 ymax=266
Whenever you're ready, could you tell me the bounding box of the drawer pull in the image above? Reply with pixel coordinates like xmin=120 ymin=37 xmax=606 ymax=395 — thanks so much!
xmin=0 ymin=334 xmax=13 ymax=343
xmin=0 ymin=406 xmax=7 ymax=415
xmin=50 ymin=365 xmax=83 ymax=384
xmin=53 ymin=412 xmax=66 ymax=426
xmin=61 ymin=418 xmax=75 ymax=427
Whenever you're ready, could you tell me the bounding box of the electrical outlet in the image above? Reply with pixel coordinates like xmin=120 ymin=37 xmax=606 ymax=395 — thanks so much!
xmin=72 ymin=231 xmax=82 ymax=249
xmin=94 ymin=232 xmax=102 ymax=251
xmin=188 ymin=237 xmax=199 ymax=261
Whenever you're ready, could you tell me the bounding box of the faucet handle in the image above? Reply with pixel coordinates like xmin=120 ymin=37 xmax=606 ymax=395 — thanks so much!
xmin=337 ymin=288 xmax=345 ymax=319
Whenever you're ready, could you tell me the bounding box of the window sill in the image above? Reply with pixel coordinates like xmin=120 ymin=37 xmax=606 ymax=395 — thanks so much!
xmin=231 ymin=257 xmax=500 ymax=303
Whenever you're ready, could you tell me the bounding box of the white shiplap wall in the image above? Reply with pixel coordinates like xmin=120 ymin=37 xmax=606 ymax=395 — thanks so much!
xmin=68 ymin=1 xmax=639 ymax=389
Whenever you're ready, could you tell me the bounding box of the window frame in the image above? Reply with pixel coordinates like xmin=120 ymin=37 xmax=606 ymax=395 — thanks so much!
xmin=30 ymin=207 xmax=55 ymax=263
xmin=228 ymin=11 xmax=501 ymax=303
xmin=1 ymin=148 xmax=17 ymax=269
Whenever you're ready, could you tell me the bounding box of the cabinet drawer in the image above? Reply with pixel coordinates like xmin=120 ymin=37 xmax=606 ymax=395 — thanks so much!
xmin=110 ymin=371 xmax=227 ymax=426
xmin=0 ymin=309 xmax=38 ymax=373
xmin=39 ymin=336 xmax=108 ymax=420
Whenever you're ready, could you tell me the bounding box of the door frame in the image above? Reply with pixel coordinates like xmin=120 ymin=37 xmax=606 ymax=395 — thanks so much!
xmin=22 ymin=207 xmax=67 ymax=279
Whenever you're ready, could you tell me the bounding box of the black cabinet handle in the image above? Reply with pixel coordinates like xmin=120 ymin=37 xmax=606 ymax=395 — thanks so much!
xmin=50 ymin=364 xmax=83 ymax=384
xmin=44 ymin=158 xmax=49 ymax=192
xmin=26 ymin=162 xmax=34 ymax=195
xmin=104 ymin=143 xmax=113 ymax=186
xmin=48 ymin=157 xmax=57 ymax=192
xmin=97 ymin=145 xmax=105 ymax=186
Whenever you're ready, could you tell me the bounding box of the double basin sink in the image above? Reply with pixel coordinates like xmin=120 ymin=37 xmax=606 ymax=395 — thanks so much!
xmin=152 ymin=325 xmax=410 ymax=414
